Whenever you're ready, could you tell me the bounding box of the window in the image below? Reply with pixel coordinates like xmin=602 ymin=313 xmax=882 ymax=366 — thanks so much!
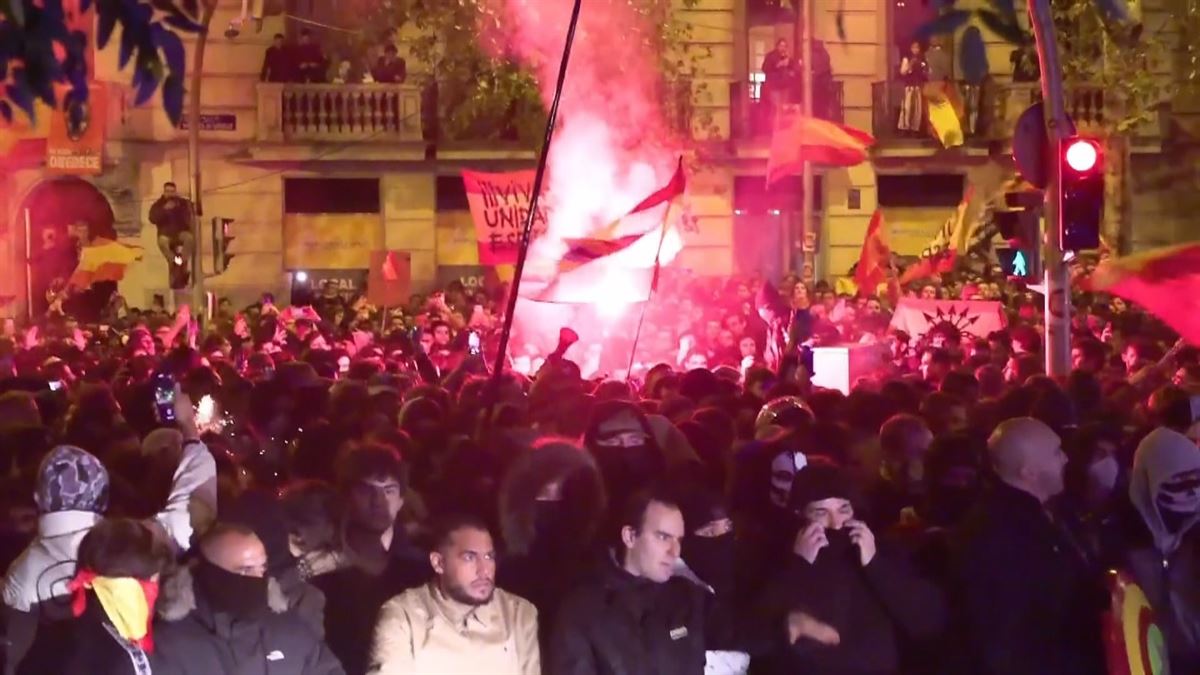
xmin=435 ymin=175 xmax=470 ymax=211
xmin=734 ymin=175 xmax=823 ymax=213
xmin=877 ymin=173 xmax=964 ymax=207
xmin=284 ymin=178 xmax=380 ymax=214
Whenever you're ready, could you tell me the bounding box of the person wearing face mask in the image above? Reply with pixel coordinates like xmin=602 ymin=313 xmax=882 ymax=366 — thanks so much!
xmin=1058 ymin=422 xmax=1127 ymax=572
xmin=151 ymin=523 xmax=345 ymax=675
xmin=673 ymin=485 xmax=749 ymax=675
xmin=1122 ymin=426 xmax=1200 ymax=672
xmin=16 ymin=518 xmax=171 ymax=675
xmin=497 ymin=439 xmax=608 ymax=642
xmin=756 ymin=459 xmax=945 ymax=675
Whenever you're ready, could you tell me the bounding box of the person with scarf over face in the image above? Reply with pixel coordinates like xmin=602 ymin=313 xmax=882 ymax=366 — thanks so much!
xmin=1123 ymin=426 xmax=1200 ymax=672
xmin=151 ymin=522 xmax=344 ymax=675
xmin=17 ymin=518 xmax=172 ymax=675
xmin=672 ymin=484 xmax=750 ymax=675
xmin=756 ymin=458 xmax=945 ymax=675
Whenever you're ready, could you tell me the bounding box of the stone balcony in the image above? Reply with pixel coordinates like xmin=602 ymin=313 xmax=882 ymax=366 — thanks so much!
xmin=255 ymin=83 xmax=424 ymax=143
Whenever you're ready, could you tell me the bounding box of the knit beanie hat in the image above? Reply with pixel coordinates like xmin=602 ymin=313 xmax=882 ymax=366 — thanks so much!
xmin=788 ymin=457 xmax=855 ymax=512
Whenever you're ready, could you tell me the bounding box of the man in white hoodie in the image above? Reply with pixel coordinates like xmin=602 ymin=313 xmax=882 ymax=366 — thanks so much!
xmin=1125 ymin=426 xmax=1200 ymax=673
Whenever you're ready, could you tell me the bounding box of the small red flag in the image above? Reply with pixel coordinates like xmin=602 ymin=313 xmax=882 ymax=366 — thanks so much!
xmin=855 ymin=210 xmax=890 ymax=295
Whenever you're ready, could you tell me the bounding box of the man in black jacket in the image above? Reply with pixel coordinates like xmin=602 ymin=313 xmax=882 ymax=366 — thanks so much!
xmin=151 ymin=523 xmax=344 ymax=675
xmin=547 ymin=488 xmax=796 ymax=675
xmin=951 ymin=417 xmax=1107 ymax=675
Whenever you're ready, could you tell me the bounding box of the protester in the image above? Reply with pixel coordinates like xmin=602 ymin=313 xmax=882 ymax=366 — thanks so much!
xmin=151 ymin=523 xmax=344 ymax=674
xmin=0 ymin=238 xmax=1193 ymax=675
xmin=951 ymin=417 xmax=1107 ymax=675
xmin=367 ymin=514 xmax=539 ymax=674
xmin=16 ymin=518 xmax=172 ymax=675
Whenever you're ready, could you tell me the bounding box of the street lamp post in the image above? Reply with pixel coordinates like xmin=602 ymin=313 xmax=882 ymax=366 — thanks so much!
xmin=187 ymin=0 xmax=218 ymax=323
xmin=1028 ymin=0 xmax=1072 ymax=377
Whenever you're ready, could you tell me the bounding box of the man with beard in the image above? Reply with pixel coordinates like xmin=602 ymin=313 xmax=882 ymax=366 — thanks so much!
xmin=151 ymin=523 xmax=344 ymax=674
xmin=368 ymin=514 xmax=539 ymax=674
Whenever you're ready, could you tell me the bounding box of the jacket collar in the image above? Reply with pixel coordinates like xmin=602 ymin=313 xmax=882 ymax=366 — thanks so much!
xmin=156 ymin=563 xmax=289 ymax=624
xmin=38 ymin=510 xmax=101 ymax=537
xmin=426 ymin=582 xmax=495 ymax=630
xmin=985 ymin=480 xmax=1053 ymax=522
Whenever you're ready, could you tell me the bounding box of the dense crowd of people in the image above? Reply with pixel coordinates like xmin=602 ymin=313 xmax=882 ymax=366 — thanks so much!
xmin=0 ymin=266 xmax=1197 ymax=675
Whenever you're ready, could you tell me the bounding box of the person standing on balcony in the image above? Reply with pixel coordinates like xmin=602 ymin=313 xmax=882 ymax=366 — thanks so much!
xmin=897 ymin=41 xmax=928 ymax=134
xmin=372 ymin=45 xmax=407 ymax=84
xmin=295 ymin=29 xmax=328 ymax=84
xmin=261 ymin=33 xmax=292 ymax=83
xmin=762 ymin=39 xmax=795 ymax=128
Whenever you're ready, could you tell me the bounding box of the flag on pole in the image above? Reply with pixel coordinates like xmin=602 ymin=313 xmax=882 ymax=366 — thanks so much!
xmin=899 ymin=187 xmax=975 ymax=285
xmin=855 ymin=209 xmax=890 ymax=295
xmin=767 ymin=105 xmax=874 ymax=187
xmin=68 ymin=238 xmax=142 ymax=289
xmin=559 ymin=157 xmax=686 ymax=266
xmin=1090 ymin=242 xmax=1200 ymax=346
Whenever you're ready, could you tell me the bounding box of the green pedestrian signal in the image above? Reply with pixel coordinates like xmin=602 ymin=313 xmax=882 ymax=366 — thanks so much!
xmin=1012 ymin=251 xmax=1027 ymax=277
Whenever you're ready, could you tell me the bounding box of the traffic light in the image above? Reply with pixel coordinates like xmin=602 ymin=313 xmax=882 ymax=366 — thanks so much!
xmin=212 ymin=217 xmax=236 ymax=273
xmin=1060 ymin=137 xmax=1103 ymax=251
xmin=993 ymin=188 xmax=1043 ymax=280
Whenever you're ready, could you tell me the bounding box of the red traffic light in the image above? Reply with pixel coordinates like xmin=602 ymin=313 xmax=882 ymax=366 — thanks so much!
xmin=1064 ymin=138 xmax=1100 ymax=172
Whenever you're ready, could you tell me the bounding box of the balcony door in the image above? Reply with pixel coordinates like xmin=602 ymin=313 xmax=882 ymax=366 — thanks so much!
xmin=888 ymin=0 xmax=942 ymax=75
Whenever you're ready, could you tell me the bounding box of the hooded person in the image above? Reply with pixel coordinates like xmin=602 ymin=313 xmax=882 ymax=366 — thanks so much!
xmin=16 ymin=518 xmax=172 ymax=675
xmin=583 ymin=399 xmax=671 ymax=513
xmin=496 ymin=439 xmax=607 ymax=639
xmin=672 ymin=483 xmax=751 ymax=675
xmin=756 ymin=458 xmax=946 ymax=675
xmin=1124 ymin=426 xmax=1200 ymax=672
xmin=4 ymin=445 xmax=111 ymax=614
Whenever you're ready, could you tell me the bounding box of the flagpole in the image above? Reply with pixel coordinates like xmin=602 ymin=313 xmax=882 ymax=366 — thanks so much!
xmin=799 ymin=0 xmax=814 ymax=282
xmin=624 ymin=218 xmax=671 ymax=382
xmin=489 ymin=0 xmax=583 ymax=381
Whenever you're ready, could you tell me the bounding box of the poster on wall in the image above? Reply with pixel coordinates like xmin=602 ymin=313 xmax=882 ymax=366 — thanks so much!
xmin=46 ymin=84 xmax=107 ymax=176
xmin=461 ymin=169 xmax=549 ymax=265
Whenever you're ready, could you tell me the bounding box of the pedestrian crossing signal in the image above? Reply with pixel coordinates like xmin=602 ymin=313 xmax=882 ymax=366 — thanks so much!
xmin=997 ymin=246 xmax=1036 ymax=280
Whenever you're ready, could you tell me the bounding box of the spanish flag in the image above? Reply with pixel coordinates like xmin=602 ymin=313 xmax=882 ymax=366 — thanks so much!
xmin=925 ymin=81 xmax=965 ymax=148
xmin=559 ymin=157 xmax=686 ymax=266
xmin=1090 ymin=242 xmax=1200 ymax=346
xmin=767 ymin=105 xmax=874 ymax=187
xmin=68 ymin=238 xmax=143 ymax=289
xmin=855 ymin=209 xmax=891 ymax=295
xmin=899 ymin=187 xmax=974 ymax=285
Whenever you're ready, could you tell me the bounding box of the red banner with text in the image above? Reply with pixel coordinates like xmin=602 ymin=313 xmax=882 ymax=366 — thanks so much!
xmin=461 ymin=169 xmax=548 ymax=266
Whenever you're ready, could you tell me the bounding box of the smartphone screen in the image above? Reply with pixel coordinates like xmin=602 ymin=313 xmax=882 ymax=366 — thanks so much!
xmin=48 ymin=380 xmax=63 ymax=392
xmin=152 ymin=372 xmax=177 ymax=423
xmin=468 ymin=331 xmax=481 ymax=356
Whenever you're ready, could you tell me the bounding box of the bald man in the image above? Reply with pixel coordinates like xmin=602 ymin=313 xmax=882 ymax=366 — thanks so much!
xmin=949 ymin=418 xmax=1105 ymax=675
xmin=152 ymin=523 xmax=345 ymax=675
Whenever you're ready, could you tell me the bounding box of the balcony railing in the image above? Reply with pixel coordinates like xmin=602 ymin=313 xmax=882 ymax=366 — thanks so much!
xmin=871 ymin=80 xmax=992 ymax=144
xmin=730 ymin=79 xmax=844 ymax=140
xmin=256 ymin=83 xmax=424 ymax=143
xmin=987 ymin=82 xmax=1111 ymax=138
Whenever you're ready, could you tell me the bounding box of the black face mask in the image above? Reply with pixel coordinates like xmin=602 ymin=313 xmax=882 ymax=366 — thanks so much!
xmin=194 ymin=558 xmax=269 ymax=620
xmin=684 ymin=532 xmax=736 ymax=594
xmin=821 ymin=527 xmax=859 ymax=564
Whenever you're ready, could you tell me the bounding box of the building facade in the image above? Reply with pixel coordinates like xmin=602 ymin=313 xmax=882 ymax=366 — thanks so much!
xmin=0 ymin=0 xmax=1195 ymax=319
